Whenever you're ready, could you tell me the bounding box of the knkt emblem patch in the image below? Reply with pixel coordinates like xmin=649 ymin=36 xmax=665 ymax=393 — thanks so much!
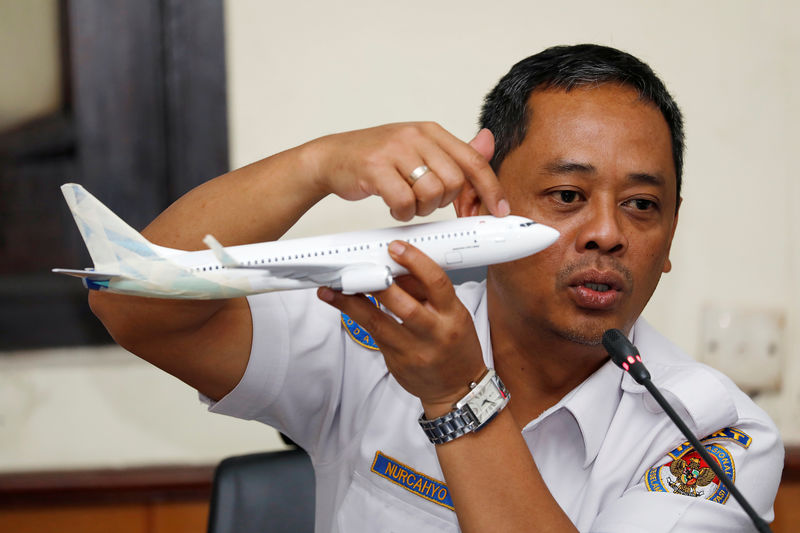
xmin=645 ymin=443 xmax=735 ymax=504
xmin=340 ymin=294 xmax=380 ymax=351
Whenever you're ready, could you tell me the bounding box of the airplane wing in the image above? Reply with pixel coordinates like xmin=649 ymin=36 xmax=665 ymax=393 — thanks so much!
xmin=237 ymin=262 xmax=347 ymax=279
xmin=202 ymin=234 xmax=239 ymax=268
xmin=236 ymin=262 xmax=393 ymax=293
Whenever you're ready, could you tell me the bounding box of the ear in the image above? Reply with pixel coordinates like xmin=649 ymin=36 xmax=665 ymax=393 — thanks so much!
xmin=454 ymin=128 xmax=495 ymax=218
xmin=662 ymin=197 xmax=682 ymax=273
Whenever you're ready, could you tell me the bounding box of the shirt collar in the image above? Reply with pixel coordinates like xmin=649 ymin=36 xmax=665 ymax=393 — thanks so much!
xmin=563 ymin=323 xmax=640 ymax=468
xmin=469 ymin=281 xmax=495 ymax=369
xmin=561 ymin=359 xmax=624 ymax=468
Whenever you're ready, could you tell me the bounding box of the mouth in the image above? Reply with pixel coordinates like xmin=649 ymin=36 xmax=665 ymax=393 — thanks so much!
xmin=566 ymin=270 xmax=626 ymax=310
xmin=583 ymin=282 xmax=613 ymax=292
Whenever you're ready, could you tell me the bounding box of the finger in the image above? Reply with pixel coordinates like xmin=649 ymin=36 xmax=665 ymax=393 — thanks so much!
xmin=415 ymin=144 xmax=466 ymax=208
xmin=386 ymin=241 xmax=457 ymax=311
xmin=392 ymin=274 xmax=428 ymax=301
xmin=372 ymin=281 xmax=439 ymax=337
xmin=429 ymin=126 xmax=509 ymax=217
xmin=317 ymin=287 xmax=406 ymax=347
xmin=449 ymin=129 xmax=495 ymax=217
xmin=373 ymin=169 xmax=418 ymax=222
xmin=469 ymin=128 xmax=495 ymax=161
xmin=413 ymin=180 xmax=444 ymax=217
xmin=397 ymin=162 xmax=444 ymax=217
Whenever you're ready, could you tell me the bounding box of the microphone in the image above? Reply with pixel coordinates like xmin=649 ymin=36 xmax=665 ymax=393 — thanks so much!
xmin=602 ymin=329 xmax=772 ymax=533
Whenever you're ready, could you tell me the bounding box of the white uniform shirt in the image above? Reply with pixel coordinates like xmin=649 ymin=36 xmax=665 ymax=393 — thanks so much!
xmin=206 ymin=282 xmax=783 ymax=533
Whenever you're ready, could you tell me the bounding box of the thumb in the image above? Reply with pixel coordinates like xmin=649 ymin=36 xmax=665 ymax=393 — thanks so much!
xmin=468 ymin=128 xmax=495 ymax=162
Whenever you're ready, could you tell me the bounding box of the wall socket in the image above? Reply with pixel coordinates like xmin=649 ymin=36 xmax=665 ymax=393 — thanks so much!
xmin=699 ymin=307 xmax=786 ymax=394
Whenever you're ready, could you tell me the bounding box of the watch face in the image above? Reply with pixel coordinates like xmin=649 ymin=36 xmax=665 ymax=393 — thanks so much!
xmin=471 ymin=396 xmax=500 ymax=422
xmin=467 ymin=384 xmax=505 ymax=423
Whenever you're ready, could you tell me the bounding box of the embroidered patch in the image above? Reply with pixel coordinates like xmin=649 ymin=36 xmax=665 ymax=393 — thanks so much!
xmin=341 ymin=294 xmax=380 ymax=350
xmin=370 ymin=451 xmax=454 ymax=511
xmin=645 ymin=443 xmax=735 ymax=504
xmin=700 ymin=427 xmax=752 ymax=449
xmin=667 ymin=427 xmax=752 ymax=461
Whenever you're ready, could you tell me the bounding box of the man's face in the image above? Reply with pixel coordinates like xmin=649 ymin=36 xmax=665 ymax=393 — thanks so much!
xmin=486 ymin=84 xmax=679 ymax=345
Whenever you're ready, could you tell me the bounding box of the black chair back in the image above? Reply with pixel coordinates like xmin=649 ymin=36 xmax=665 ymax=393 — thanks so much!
xmin=207 ymin=448 xmax=315 ymax=533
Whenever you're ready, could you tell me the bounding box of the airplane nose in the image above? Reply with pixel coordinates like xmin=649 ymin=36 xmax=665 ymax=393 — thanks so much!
xmin=541 ymin=224 xmax=560 ymax=246
xmin=524 ymin=223 xmax=559 ymax=253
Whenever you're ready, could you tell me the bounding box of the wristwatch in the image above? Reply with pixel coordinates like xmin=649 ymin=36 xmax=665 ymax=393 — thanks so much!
xmin=418 ymin=368 xmax=510 ymax=445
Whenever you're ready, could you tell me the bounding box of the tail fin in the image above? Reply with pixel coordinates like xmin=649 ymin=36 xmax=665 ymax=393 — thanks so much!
xmin=60 ymin=183 xmax=168 ymax=271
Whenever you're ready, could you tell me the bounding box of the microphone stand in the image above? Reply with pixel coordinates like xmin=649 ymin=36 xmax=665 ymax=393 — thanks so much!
xmin=602 ymin=329 xmax=772 ymax=533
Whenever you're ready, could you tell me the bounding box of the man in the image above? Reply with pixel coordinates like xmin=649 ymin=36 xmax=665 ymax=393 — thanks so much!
xmin=91 ymin=44 xmax=782 ymax=531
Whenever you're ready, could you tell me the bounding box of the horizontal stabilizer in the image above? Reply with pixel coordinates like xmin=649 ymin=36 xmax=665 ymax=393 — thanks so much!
xmin=52 ymin=268 xmax=122 ymax=280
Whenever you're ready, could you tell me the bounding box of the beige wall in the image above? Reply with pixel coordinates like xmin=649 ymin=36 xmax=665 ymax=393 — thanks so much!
xmin=0 ymin=0 xmax=62 ymax=132
xmin=0 ymin=0 xmax=797 ymax=472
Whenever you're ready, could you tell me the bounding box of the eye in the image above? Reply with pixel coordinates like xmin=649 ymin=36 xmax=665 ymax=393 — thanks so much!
xmin=624 ymin=198 xmax=658 ymax=211
xmin=551 ymin=190 xmax=581 ymax=204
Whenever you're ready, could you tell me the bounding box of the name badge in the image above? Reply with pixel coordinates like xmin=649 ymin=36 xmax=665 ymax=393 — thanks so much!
xmin=370 ymin=451 xmax=454 ymax=511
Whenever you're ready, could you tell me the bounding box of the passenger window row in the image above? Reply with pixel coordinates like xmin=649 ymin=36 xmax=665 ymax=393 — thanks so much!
xmin=194 ymin=230 xmax=477 ymax=272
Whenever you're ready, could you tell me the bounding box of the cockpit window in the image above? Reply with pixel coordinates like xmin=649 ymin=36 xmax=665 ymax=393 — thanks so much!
xmin=520 ymin=221 xmax=536 ymax=227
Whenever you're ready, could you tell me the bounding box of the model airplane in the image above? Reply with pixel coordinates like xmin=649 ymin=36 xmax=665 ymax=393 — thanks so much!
xmin=52 ymin=184 xmax=559 ymax=299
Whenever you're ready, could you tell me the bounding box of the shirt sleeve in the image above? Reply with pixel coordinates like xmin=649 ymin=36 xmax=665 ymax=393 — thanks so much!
xmin=203 ymin=288 xmax=388 ymax=458
xmin=589 ymin=418 xmax=784 ymax=533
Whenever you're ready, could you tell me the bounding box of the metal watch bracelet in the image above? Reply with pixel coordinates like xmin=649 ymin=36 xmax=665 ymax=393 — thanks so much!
xmin=418 ymin=369 xmax=510 ymax=445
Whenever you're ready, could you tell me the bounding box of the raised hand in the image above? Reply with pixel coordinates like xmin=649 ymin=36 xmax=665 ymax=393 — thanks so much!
xmin=318 ymin=241 xmax=486 ymax=416
xmin=309 ymin=123 xmax=509 ymax=221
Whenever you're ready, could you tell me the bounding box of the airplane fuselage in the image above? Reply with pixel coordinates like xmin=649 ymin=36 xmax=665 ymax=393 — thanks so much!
xmin=84 ymin=216 xmax=557 ymax=299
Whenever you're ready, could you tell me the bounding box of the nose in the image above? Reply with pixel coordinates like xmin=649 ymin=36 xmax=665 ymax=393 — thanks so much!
xmin=576 ymin=202 xmax=627 ymax=255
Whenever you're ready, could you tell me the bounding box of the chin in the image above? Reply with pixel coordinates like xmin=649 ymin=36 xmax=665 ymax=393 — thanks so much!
xmin=556 ymin=326 xmax=605 ymax=346
xmin=552 ymin=315 xmax=628 ymax=347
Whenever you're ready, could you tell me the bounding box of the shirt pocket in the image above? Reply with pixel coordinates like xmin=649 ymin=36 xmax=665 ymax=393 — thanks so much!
xmin=337 ymin=471 xmax=459 ymax=533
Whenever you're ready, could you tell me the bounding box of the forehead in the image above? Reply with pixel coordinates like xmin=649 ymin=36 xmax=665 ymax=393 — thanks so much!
xmin=500 ymin=84 xmax=676 ymax=190
xmin=527 ymin=84 xmax=669 ymax=137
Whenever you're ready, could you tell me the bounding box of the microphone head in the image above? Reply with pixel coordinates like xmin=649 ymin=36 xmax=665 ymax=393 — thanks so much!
xmin=602 ymin=328 xmax=639 ymax=369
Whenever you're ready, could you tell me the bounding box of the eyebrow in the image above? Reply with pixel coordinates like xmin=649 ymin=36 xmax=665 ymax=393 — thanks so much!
xmin=627 ymin=172 xmax=665 ymax=187
xmin=543 ymin=159 xmax=666 ymax=187
xmin=543 ymin=160 xmax=596 ymax=175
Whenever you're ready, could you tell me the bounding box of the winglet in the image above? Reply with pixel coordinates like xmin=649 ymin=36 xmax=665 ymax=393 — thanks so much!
xmin=203 ymin=234 xmax=239 ymax=268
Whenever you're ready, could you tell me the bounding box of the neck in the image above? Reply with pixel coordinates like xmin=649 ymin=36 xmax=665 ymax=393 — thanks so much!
xmin=486 ymin=289 xmax=609 ymax=427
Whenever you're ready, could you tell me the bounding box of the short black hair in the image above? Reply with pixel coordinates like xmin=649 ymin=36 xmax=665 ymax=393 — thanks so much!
xmin=480 ymin=44 xmax=684 ymax=201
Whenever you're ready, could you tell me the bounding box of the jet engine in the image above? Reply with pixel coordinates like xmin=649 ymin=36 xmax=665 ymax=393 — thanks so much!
xmin=337 ymin=265 xmax=393 ymax=295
